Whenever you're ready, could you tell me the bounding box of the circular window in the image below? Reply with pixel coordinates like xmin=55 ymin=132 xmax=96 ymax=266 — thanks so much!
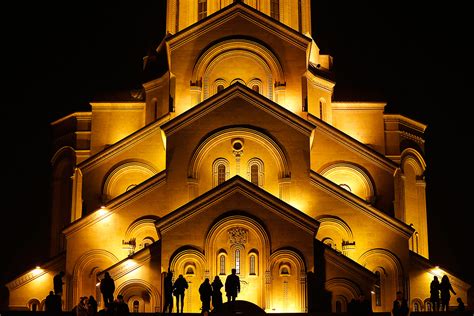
xmin=231 ymin=139 xmax=244 ymax=151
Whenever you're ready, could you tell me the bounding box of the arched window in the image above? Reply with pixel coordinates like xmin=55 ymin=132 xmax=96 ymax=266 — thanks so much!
xmin=322 ymin=237 xmax=336 ymax=249
xmin=425 ymin=300 xmax=432 ymax=312
xmin=198 ymin=0 xmax=207 ymax=21
xmin=141 ymin=237 xmax=154 ymax=249
xmin=336 ymin=300 xmax=342 ymax=313
xmin=133 ymin=300 xmax=139 ymax=313
xmin=247 ymin=158 xmax=264 ymax=187
xmin=28 ymin=299 xmax=40 ymax=312
xmin=413 ymin=302 xmax=420 ymax=312
xmin=249 ymin=255 xmax=256 ymax=275
xmin=213 ymin=158 xmax=230 ymax=187
xmin=375 ymin=271 xmax=382 ymax=306
xmin=219 ymin=254 xmax=226 ymax=275
xmin=319 ymin=98 xmax=326 ymax=121
xmin=235 ymin=249 xmax=241 ymax=274
xmin=270 ymin=0 xmax=280 ymax=20
xmin=217 ymin=84 xmax=224 ymax=92
xmin=279 ymin=265 xmax=290 ymax=276
xmin=252 ymin=85 xmax=259 ymax=93
xmin=185 ymin=266 xmax=195 ymax=275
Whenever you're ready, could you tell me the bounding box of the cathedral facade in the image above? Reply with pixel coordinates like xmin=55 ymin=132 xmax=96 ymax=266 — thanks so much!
xmin=6 ymin=0 xmax=471 ymax=313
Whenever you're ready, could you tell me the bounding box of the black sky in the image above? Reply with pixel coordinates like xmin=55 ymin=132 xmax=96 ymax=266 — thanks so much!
xmin=2 ymin=0 xmax=472 ymax=299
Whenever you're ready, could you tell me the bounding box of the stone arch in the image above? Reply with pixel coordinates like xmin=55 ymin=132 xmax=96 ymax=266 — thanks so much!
xmin=315 ymin=215 xmax=355 ymax=255
xmin=212 ymin=78 xmax=229 ymax=94
xmin=115 ymin=279 xmax=161 ymax=312
xmin=205 ymin=214 xmax=270 ymax=307
xmin=169 ymin=247 xmax=207 ymax=313
xmin=358 ymin=248 xmax=404 ymax=311
xmin=411 ymin=297 xmax=423 ymax=312
xmin=268 ymin=249 xmax=306 ymax=312
xmin=401 ymin=149 xmax=426 ymax=176
xmin=27 ymin=298 xmax=41 ymax=311
xmin=72 ymin=250 xmax=119 ymax=308
xmin=188 ymin=127 xmax=290 ymax=180
xmin=192 ymin=39 xmax=285 ymax=100
xmin=320 ymin=162 xmax=376 ymax=203
xmin=325 ymin=278 xmax=362 ymax=312
xmin=124 ymin=216 xmax=160 ymax=251
xmin=102 ymin=160 xmax=157 ymax=202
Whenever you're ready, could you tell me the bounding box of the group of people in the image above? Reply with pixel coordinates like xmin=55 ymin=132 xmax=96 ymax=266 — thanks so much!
xmin=348 ymin=294 xmax=373 ymax=316
xmin=163 ymin=268 xmax=241 ymax=314
xmin=430 ymin=275 xmax=463 ymax=312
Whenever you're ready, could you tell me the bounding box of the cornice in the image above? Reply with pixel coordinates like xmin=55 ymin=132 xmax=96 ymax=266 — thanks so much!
xmin=305 ymin=70 xmax=335 ymax=92
xmin=162 ymin=84 xmax=315 ymax=137
xmin=309 ymin=170 xmax=414 ymax=238
xmin=307 ymin=113 xmax=397 ymax=173
xmin=50 ymin=112 xmax=92 ymax=126
xmin=384 ymin=114 xmax=427 ymax=133
xmin=63 ymin=171 xmax=167 ymax=238
xmin=90 ymin=102 xmax=145 ymax=111
xmin=168 ymin=4 xmax=311 ymax=52
xmin=77 ymin=114 xmax=171 ymax=173
xmin=6 ymin=253 xmax=65 ymax=291
xmin=332 ymin=102 xmax=387 ymax=111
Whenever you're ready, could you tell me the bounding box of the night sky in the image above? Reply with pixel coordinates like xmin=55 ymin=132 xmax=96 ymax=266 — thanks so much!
xmin=2 ymin=0 xmax=472 ymax=302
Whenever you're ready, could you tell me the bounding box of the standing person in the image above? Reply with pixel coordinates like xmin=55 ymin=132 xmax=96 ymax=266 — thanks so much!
xmin=225 ymin=269 xmax=240 ymax=302
xmin=199 ymin=278 xmax=213 ymax=314
xmin=114 ymin=295 xmax=130 ymax=316
xmin=76 ymin=297 xmax=89 ymax=316
xmin=455 ymin=297 xmax=465 ymax=311
xmin=440 ymin=275 xmax=456 ymax=311
xmin=100 ymin=272 xmax=115 ymax=306
xmin=173 ymin=274 xmax=189 ymax=313
xmin=45 ymin=291 xmax=57 ymax=313
xmin=87 ymin=295 xmax=98 ymax=316
xmin=392 ymin=291 xmax=409 ymax=316
xmin=53 ymin=271 xmax=65 ymax=296
xmin=355 ymin=294 xmax=373 ymax=316
xmin=163 ymin=271 xmax=174 ymax=314
xmin=430 ymin=276 xmax=440 ymax=311
xmin=211 ymin=276 xmax=223 ymax=310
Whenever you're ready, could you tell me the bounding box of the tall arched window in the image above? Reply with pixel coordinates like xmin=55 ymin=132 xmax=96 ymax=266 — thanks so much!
xmin=133 ymin=301 xmax=139 ymax=313
xmin=217 ymin=84 xmax=224 ymax=92
xmin=270 ymin=0 xmax=280 ymax=20
xmin=252 ymin=85 xmax=259 ymax=93
xmin=336 ymin=300 xmax=342 ymax=313
xmin=319 ymin=98 xmax=326 ymax=121
xmin=375 ymin=271 xmax=382 ymax=306
xmin=198 ymin=0 xmax=207 ymax=20
xmin=247 ymin=158 xmax=264 ymax=187
xmin=235 ymin=249 xmax=241 ymax=274
xmin=249 ymin=255 xmax=256 ymax=275
xmin=219 ymin=255 xmax=226 ymax=275
xmin=213 ymin=158 xmax=230 ymax=187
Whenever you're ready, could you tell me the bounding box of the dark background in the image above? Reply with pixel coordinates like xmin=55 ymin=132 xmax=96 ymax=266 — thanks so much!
xmin=2 ymin=0 xmax=472 ymax=306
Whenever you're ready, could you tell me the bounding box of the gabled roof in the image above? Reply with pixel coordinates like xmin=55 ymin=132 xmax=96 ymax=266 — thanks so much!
xmin=155 ymin=175 xmax=319 ymax=236
xmin=162 ymin=83 xmax=315 ymax=137
xmin=167 ymin=1 xmax=311 ymax=52
xmin=310 ymin=170 xmax=414 ymax=238
xmin=307 ymin=113 xmax=398 ymax=172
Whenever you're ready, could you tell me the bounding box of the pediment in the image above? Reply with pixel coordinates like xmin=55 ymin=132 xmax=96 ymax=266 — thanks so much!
xmin=162 ymin=83 xmax=315 ymax=137
xmin=167 ymin=2 xmax=311 ymax=52
xmin=155 ymin=175 xmax=319 ymax=236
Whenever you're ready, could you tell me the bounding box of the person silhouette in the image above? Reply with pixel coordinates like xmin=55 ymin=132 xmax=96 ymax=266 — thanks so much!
xmin=87 ymin=295 xmax=98 ymax=316
xmin=455 ymin=297 xmax=465 ymax=311
xmin=430 ymin=276 xmax=440 ymax=311
xmin=211 ymin=276 xmax=223 ymax=310
xmin=114 ymin=295 xmax=130 ymax=316
xmin=173 ymin=274 xmax=188 ymax=313
xmin=355 ymin=294 xmax=373 ymax=316
xmin=45 ymin=291 xmax=61 ymax=313
xmin=53 ymin=271 xmax=65 ymax=296
xmin=392 ymin=291 xmax=409 ymax=316
xmin=225 ymin=268 xmax=240 ymax=302
xmin=440 ymin=275 xmax=456 ymax=311
xmin=199 ymin=278 xmax=213 ymax=314
xmin=163 ymin=271 xmax=174 ymax=313
xmin=100 ymin=272 xmax=115 ymax=306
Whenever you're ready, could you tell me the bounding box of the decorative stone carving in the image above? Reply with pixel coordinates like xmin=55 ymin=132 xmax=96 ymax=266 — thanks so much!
xmin=228 ymin=227 xmax=248 ymax=245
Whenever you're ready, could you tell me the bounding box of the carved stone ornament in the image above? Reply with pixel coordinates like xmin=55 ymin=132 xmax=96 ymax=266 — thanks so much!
xmin=228 ymin=227 xmax=248 ymax=245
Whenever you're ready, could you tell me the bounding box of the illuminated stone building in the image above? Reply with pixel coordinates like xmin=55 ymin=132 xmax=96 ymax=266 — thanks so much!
xmin=6 ymin=0 xmax=471 ymax=313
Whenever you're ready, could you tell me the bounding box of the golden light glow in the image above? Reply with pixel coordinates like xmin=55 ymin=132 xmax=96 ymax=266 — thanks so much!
xmin=32 ymin=267 xmax=43 ymax=276
xmin=431 ymin=266 xmax=444 ymax=276
xmin=97 ymin=207 xmax=108 ymax=216
xmin=96 ymin=282 xmax=101 ymax=287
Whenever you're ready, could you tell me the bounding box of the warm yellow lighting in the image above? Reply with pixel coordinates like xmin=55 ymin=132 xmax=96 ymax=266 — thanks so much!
xmin=125 ymin=259 xmax=136 ymax=268
xmin=96 ymin=282 xmax=101 ymax=287
xmin=97 ymin=207 xmax=108 ymax=216
xmin=32 ymin=267 xmax=43 ymax=276
xmin=370 ymin=290 xmax=376 ymax=294
xmin=431 ymin=266 xmax=444 ymax=276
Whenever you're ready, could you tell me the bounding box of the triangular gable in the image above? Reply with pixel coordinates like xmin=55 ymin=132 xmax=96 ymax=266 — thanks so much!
xmin=310 ymin=170 xmax=414 ymax=238
xmin=307 ymin=113 xmax=398 ymax=173
xmin=155 ymin=175 xmax=319 ymax=236
xmin=162 ymin=83 xmax=315 ymax=137
xmin=77 ymin=113 xmax=171 ymax=173
xmin=167 ymin=1 xmax=311 ymax=52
